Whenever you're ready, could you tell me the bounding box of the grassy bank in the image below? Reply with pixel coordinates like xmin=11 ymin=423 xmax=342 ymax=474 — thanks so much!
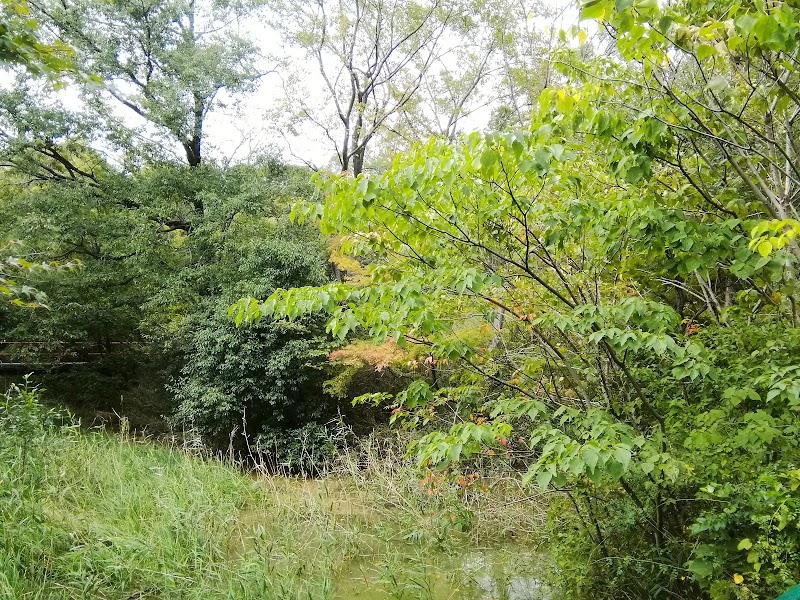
xmin=0 ymin=388 xmax=549 ymax=599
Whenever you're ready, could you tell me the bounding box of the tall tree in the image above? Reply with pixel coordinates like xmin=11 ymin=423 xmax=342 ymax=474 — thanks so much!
xmin=29 ymin=0 xmax=266 ymax=166
xmin=579 ymin=0 xmax=800 ymax=227
xmin=0 ymin=0 xmax=75 ymax=310
xmin=380 ymin=14 xmax=499 ymax=145
xmin=485 ymin=0 xmax=567 ymax=130
xmin=270 ymin=0 xmax=463 ymax=175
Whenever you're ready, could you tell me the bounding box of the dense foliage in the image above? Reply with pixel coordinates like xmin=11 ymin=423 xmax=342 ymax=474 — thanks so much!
xmin=0 ymin=148 xmax=338 ymax=447
xmin=166 ymin=214 xmax=335 ymax=449
xmin=4 ymin=0 xmax=800 ymax=597
xmin=0 ymin=0 xmax=72 ymax=74
xmin=235 ymin=0 xmax=800 ymax=598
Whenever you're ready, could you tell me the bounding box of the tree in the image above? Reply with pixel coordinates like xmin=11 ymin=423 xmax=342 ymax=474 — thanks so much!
xmin=29 ymin=0 xmax=266 ymax=166
xmin=0 ymin=142 xmax=340 ymax=436
xmin=234 ymin=0 xmax=800 ymax=596
xmin=0 ymin=133 xmax=170 ymax=410
xmin=575 ymin=0 xmax=800 ymax=233
xmin=168 ymin=219 xmax=334 ymax=449
xmin=483 ymin=0 xmax=562 ymax=130
xmin=370 ymin=7 xmax=500 ymax=162
xmin=270 ymin=0 xmax=464 ymax=175
xmin=0 ymin=0 xmax=76 ymax=310
xmin=0 ymin=0 xmax=339 ymax=431
xmin=148 ymin=163 xmax=340 ymax=450
xmin=0 ymin=0 xmax=71 ymax=74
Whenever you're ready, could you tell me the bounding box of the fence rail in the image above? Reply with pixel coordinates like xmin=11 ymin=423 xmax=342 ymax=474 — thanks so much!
xmin=0 ymin=341 xmax=137 ymax=373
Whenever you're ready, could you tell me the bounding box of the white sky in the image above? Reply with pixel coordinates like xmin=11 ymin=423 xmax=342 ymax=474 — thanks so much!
xmin=2 ymin=0 xmax=581 ymax=170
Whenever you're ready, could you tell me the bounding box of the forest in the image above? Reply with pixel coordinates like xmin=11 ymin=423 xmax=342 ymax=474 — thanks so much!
xmin=2 ymin=0 xmax=800 ymax=598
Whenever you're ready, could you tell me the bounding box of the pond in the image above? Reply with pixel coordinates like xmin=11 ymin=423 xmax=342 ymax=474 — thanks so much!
xmin=252 ymin=476 xmax=553 ymax=600
xmin=334 ymin=547 xmax=550 ymax=600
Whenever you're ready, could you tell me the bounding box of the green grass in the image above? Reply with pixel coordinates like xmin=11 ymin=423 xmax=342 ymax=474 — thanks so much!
xmin=0 ymin=392 xmax=549 ymax=599
xmin=2 ymin=429 xmax=300 ymax=599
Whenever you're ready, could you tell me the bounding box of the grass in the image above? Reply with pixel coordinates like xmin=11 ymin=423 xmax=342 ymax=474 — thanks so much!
xmin=0 ymin=387 xmax=550 ymax=600
xmin=3 ymin=428 xmax=280 ymax=599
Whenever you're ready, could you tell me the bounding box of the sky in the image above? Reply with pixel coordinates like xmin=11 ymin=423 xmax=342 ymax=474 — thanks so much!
xmin=1 ymin=0 xmax=581 ymax=171
xmin=206 ymin=0 xmax=581 ymax=170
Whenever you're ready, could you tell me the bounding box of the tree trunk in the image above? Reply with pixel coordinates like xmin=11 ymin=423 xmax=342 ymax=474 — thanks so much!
xmin=184 ymin=91 xmax=204 ymax=168
xmin=352 ymin=146 xmax=366 ymax=176
xmin=183 ymin=138 xmax=201 ymax=167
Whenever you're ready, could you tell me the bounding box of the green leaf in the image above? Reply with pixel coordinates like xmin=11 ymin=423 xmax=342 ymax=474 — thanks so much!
xmin=568 ymin=455 xmax=585 ymax=475
xmin=657 ymin=15 xmax=673 ymax=33
xmin=696 ymin=44 xmax=715 ymax=60
xmin=580 ymin=0 xmax=606 ymax=20
xmin=536 ymin=470 xmax=553 ymax=490
xmin=735 ymin=13 xmax=757 ymax=34
xmin=707 ymin=75 xmax=728 ymax=93
xmin=480 ymin=149 xmax=497 ymax=172
xmin=613 ymin=446 xmax=631 ymax=471
xmin=686 ymin=558 xmax=715 ymax=580
xmin=582 ymin=446 xmax=600 ymax=470
xmin=737 ymin=538 xmax=753 ymax=550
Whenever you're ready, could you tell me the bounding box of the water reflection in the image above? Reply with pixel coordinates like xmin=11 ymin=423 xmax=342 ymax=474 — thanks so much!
xmin=463 ymin=552 xmax=549 ymax=600
xmin=335 ymin=548 xmax=550 ymax=600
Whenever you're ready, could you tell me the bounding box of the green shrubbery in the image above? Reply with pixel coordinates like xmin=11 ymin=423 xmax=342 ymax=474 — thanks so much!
xmin=234 ymin=1 xmax=800 ymax=595
xmin=5 ymin=0 xmax=800 ymax=596
xmin=539 ymin=321 xmax=800 ymax=599
xmin=0 ymin=157 xmax=356 ymax=454
xmin=0 ymin=379 xmax=66 ymax=596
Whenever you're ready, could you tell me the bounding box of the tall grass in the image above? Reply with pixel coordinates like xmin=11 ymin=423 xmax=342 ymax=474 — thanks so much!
xmin=0 ymin=385 xmax=550 ymax=600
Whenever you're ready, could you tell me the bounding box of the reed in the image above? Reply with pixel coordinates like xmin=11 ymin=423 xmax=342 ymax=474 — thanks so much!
xmin=0 ymin=386 xmax=550 ymax=599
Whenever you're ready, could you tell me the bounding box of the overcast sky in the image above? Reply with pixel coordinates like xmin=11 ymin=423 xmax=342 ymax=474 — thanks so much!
xmin=2 ymin=0 xmax=581 ymax=170
xmin=208 ymin=0 xmax=581 ymax=169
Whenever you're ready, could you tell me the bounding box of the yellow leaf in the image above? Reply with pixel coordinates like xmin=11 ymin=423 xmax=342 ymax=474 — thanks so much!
xmin=737 ymin=538 xmax=753 ymax=550
xmin=578 ymin=30 xmax=587 ymax=46
xmin=757 ymin=240 xmax=773 ymax=257
xmin=733 ymin=573 xmax=744 ymax=585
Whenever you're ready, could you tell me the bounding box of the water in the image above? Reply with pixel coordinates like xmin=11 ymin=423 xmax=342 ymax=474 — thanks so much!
xmin=250 ymin=476 xmax=552 ymax=600
xmin=462 ymin=552 xmax=549 ymax=600
xmin=334 ymin=548 xmax=549 ymax=599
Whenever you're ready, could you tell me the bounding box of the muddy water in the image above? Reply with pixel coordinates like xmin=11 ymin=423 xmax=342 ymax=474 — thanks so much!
xmin=334 ymin=548 xmax=550 ymax=600
xmin=254 ymin=476 xmax=551 ymax=600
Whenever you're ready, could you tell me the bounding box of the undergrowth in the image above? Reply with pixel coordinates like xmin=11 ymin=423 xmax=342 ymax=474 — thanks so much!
xmin=0 ymin=383 xmax=549 ymax=600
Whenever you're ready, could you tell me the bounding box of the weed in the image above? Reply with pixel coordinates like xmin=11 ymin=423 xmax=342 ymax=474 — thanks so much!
xmin=0 ymin=386 xmax=551 ymax=599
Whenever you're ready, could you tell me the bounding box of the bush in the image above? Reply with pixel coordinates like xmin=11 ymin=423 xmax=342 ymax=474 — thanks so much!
xmin=537 ymin=320 xmax=800 ymax=600
xmin=165 ymin=211 xmax=342 ymax=455
xmin=170 ymin=307 xmax=337 ymax=450
xmin=255 ymin=422 xmax=337 ymax=475
xmin=0 ymin=380 xmax=69 ymax=592
xmin=0 ymin=156 xmax=343 ymax=444
xmin=0 ymin=378 xmax=61 ymax=492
